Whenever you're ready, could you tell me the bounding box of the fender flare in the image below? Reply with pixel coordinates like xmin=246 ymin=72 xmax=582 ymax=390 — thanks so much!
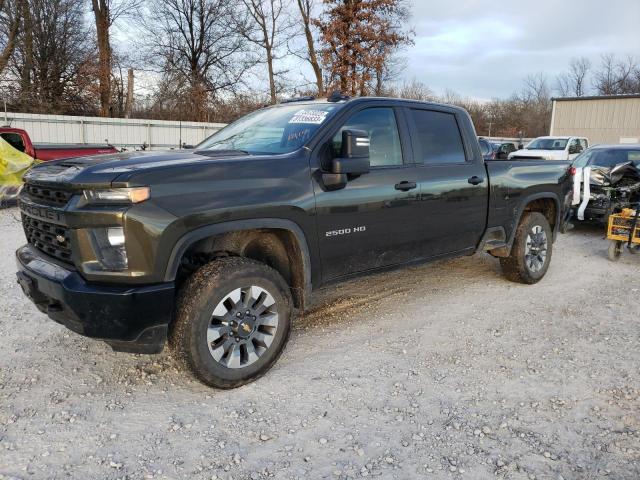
xmin=507 ymin=192 xmax=562 ymax=248
xmin=163 ymin=218 xmax=312 ymax=297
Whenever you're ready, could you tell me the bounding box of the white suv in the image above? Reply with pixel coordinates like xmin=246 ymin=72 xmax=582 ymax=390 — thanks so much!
xmin=508 ymin=136 xmax=589 ymax=161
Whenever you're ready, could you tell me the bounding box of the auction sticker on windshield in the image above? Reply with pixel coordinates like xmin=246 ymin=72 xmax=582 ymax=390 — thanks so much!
xmin=289 ymin=110 xmax=329 ymax=124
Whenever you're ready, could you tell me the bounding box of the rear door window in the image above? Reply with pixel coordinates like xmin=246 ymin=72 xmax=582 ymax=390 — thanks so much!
xmin=408 ymin=109 xmax=467 ymax=164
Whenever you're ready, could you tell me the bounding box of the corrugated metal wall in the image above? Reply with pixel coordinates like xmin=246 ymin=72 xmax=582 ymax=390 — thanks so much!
xmin=551 ymin=97 xmax=640 ymax=145
xmin=1 ymin=112 xmax=227 ymax=150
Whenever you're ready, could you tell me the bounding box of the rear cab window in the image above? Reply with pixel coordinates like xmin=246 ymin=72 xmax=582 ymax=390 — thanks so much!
xmin=478 ymin=139 xmax=491 ymax=156
xmin=407 ymin=109 xmax=467 ymax=164
xmin=1 ymin=132 xmax=26 ymax=153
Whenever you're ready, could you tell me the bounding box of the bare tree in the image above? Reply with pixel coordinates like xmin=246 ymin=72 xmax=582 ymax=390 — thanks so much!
xmin=0 ymin=0 xmax=22 ymax=75
xmin=144 ymin=0 xmax=256 ymax=121
xmin=517 ymin=73 xmax=552 ymax=137
xmin=556 ymin=57 xmax=591 ymax=97
xmin=593 ymin=54 xmax=640 ymax=95
xmin=238 ymin=0 xmax=295 ymax=104
xmin=91 ymin=0 xmax=142 ymax=117
xmin=295 ymin=0 xmax=323 ymax=96
xmin=387 ymin=78 xmax=434 ymax=101
xmin=8 ymin=0 xmax=97 ymax=114
xmin=18 ymin=0 xmax=33 ymax=102
xmin=593 ymin=54 xmax=618 ymax=95
xmin=521 ymin=73 xmax=551 ymax=103
xmin=92 ymin=0 xmax=112 ymax=116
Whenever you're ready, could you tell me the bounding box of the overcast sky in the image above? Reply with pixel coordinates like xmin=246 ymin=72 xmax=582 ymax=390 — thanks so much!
xmin=405 ymin=0 xmax=640 ymax=100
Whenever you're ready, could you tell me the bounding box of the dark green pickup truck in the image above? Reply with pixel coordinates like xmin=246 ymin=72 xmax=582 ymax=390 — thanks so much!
xmin=16 ymin=95 xmax=574 ymax=388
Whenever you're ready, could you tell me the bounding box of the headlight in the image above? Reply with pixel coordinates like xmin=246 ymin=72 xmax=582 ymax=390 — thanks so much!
xmin=89 ymin=227 xmax=128 ymax=270
xmin=83 ymin=187 xmax=150 ymax=205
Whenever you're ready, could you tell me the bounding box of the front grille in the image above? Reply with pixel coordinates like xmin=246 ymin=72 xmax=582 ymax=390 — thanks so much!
xmin=23 ymin=183 xmax=74 ymax=207
xmin=21 ymin=213 xmax=73 ymax=264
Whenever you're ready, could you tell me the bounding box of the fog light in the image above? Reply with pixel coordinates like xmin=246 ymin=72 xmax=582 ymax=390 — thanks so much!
xmin=107 ymin=227 xmax=125 ymax=246
xmin=89 ymin=227 xmax=128 ymax=270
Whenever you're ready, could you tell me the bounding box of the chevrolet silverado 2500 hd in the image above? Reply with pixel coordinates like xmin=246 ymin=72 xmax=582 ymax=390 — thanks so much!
xmin=15 ymin=96 xmax=574 ymax=388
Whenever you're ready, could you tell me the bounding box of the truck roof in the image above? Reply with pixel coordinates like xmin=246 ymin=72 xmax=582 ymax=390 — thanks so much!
xmin=274 ymin=96 xmax=469 ymax=114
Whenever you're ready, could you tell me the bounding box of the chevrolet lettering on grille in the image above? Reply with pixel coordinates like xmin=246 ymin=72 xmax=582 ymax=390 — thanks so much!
xmin=20 ymin=203 xmax=64 ymax=224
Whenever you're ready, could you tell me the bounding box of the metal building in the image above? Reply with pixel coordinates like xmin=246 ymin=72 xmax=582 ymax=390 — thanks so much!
xmin=1 ymin=111 xmax=226 ymax=150
xmin=550 ymin=94 xmax=640 ymax=145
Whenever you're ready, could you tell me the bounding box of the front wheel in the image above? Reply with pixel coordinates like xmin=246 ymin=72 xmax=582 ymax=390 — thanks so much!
xmin=170 ymin=257 xmax=293 ymax=389
xmin=500 ymin=212 xmax=553 ymax=284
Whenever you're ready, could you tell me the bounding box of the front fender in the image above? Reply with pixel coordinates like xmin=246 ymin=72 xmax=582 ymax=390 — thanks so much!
xmin=163 ymin=218 xmax=313 ymax=297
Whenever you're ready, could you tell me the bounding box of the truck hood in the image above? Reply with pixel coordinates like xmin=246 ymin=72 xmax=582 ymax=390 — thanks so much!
xmin=23 ymin=150 xmax=250 ymax=188
xmin=509 ymin=149 xmax=567 ymax=160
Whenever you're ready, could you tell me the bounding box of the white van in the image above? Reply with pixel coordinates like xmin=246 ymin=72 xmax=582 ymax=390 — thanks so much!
xmin=508 ymin=136 xmax=589 ymax=161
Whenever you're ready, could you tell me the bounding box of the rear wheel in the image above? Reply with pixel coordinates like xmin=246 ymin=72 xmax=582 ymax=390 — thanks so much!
xmin=607 ymin=241 xmax=624 ymax=261
xmin=500 ymin=212 xmax=553 ymax=284
xmin=170 ymin=257 xmax=292 ymax=389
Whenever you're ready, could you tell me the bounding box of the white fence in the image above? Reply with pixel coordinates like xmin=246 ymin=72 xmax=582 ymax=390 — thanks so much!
xmin=1 ymin=112 xmax=226 ymax=150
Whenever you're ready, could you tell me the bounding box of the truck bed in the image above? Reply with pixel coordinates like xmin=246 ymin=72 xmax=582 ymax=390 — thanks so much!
xmin=485 ymin=159 xmax=573 ymax=245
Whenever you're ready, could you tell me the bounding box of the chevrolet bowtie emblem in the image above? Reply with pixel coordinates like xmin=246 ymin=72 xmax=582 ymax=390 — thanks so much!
xmin=56 ymin=234 xmax=66 ymax=243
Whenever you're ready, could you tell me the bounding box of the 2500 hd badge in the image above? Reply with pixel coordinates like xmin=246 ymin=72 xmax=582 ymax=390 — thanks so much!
xmin=325 ymin=226 xmax=366 ymax=237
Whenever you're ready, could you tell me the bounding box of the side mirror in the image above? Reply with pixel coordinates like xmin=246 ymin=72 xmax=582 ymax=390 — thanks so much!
xmin=322 ymin=129 xmax=370 ymax=191
xmin=568 ymin=144 xmax=582 ymax=154
xmin=331 ymin=129 xmax=370 ymax=174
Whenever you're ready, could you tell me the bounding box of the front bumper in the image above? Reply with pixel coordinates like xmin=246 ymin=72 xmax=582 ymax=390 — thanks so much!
xmin=16 ymin=245 xmax=174 ymax=353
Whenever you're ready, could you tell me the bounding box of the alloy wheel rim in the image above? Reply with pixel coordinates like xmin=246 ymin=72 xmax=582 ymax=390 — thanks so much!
xmin=525 ymin=225 xmax=548 ymax=273
xmin=207 ymin=286 xmax=279 ymax=369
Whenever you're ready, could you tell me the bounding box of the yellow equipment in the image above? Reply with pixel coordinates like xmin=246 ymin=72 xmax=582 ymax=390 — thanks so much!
xmin=606 ymin=207 xmax=640 ymax=260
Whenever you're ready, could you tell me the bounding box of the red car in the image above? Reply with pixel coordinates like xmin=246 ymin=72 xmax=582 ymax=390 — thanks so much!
xmin=0 ymin=127 xmax=117 ymax=161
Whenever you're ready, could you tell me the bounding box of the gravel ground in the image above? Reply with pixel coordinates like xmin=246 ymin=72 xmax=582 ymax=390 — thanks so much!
xmin=0 ymin=206 xmax=638 ymax=480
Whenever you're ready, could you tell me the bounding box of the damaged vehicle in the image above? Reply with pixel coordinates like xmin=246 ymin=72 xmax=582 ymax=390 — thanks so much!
xmin=572 ymin=145 xmax=640 ymax=223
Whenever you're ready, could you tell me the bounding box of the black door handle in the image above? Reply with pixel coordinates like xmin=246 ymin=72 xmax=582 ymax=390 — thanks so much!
xmin=394 ymin=181 xmax=417 ymax=191
xmin=468 ymin=176 xmax=484 ymax=185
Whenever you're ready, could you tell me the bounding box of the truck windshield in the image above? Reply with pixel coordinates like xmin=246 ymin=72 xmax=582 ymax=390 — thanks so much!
xmin=527 ymin=138 xmax=569 ymax=150
xmin=196 ymin=104 xmax=339 ymax=154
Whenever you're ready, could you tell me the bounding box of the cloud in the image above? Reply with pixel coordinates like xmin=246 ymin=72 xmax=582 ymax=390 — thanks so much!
xmin=405 ymin=0 xmax=640 ymax=99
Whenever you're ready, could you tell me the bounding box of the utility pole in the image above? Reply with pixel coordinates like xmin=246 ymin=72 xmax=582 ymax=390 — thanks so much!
xmin=124 ymin=69 xmax=134 ymax=119
xmin=488 ymin=121 xmax=492 ymax=138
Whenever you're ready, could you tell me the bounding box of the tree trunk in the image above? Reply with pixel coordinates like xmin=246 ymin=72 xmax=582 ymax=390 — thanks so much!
xmin=92 ymin=0 xmax=112 ymax=117
xmin=0 ymin=0 xmax=21 ymax=76
xmin=296 ymin=0 xmax=323 ymax=96
xmin=20 ymin=0 xmax=33 ymax=110
xmin=266 ymin=45 xmax=276 ymax=104
xmin=124 ymin=68 xmax=134 ymax=118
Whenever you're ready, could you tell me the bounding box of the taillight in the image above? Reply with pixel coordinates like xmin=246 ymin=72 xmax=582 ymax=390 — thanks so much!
xmin=569 ymin=167 xmax=577 ymax=176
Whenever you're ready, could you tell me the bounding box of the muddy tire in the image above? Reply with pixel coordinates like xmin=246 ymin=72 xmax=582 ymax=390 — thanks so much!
xmin=170 ymin=257 xmax=292 ymax=389
xmin=607 ymin=241 xmax=624 ymax=261
xmin=500 ymin=212 xmax=553 ymax=284
xmin=628 ymin=244 xmax=639 ymax=255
